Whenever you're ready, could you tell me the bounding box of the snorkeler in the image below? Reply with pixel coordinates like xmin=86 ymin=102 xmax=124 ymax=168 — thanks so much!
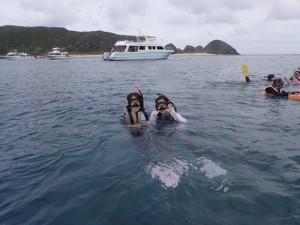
xmin=264 ymin=78 xmax=299 ymax=97
xmin=120 ymin=87 xmax=149 ymax=125
xmin=267 ymin=74 xmax=276 ymax=82
xmin=150 ymin=94 xmax=187 ymax=123
xmin=289 ymin=71 xmax=300 ymax=83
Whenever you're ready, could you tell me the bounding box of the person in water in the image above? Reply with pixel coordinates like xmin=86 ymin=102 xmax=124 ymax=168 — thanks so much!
xmin=267 ymin=74 xmax=276 ymax=82
xmin=290 ymin=71 xmax=300 ymax=82
xmin=150 ymin=94 xmax=187 ymax=123
xmin=265 ymin=78 xmax=299 ymax=97
xmin=120 ymin=92 xmax=149 ymax=125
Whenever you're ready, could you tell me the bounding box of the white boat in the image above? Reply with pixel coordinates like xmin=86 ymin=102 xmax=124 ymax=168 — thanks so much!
xmin=47 ymin=47 xmax=70 ymax=60
xmin=103 ymin=35 xmax=173 ymax=61
xmin=0 ymin=50 xmax=34 ymax=60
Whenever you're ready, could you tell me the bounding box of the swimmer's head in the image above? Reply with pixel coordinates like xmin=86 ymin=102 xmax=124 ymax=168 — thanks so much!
xmin=294 ymin=71 xmax=300 ymax=78
xmin=155 ymin=94 xmax=177 ymax=113
xmin=272 ymin=78 xmax=284 ymax=88
xmin=155 ymin=95 xmax=170 ymax=111
xmin=127 ymin=92 xmax=143 ymax=112
xmin=267 ymin=74 xmax=275 ymax=82
xmin=156 ymin=101 xmax=168 ymax=112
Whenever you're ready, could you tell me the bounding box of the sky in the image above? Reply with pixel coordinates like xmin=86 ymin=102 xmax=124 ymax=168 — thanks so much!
xmin=1 ymin=0 xmax=300 ymax=54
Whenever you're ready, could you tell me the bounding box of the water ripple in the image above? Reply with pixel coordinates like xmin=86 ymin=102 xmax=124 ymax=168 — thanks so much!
xmin=1 ymin=56 xmax=300 ymax=225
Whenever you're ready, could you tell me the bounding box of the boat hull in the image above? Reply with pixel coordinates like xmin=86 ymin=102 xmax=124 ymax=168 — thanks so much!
xmin=106 ymin=51 xmax=172 ymax=61
xmin=47 ymin=56 xmax=71 ymax=60
xmin=103 ymin=52 xmax=111 ymax=61
xmin=1 ymin=56 xmax=34 ymax=60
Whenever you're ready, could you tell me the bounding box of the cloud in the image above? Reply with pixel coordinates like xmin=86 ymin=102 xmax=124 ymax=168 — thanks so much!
xmin=17 ymin=0 xmax=80 ymax=27
xmin=267 ymin=1 xmax=300 ymax=21
xmin=1 ymin=0 xmax=300 ymax=53
xmin=93 ymin=0 xmax=149 ymax=32
xmin=167 ymin=0 xmax=258 ymax=24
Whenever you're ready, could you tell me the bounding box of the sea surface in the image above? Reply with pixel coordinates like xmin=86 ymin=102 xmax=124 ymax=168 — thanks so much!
xmin=0 ymin=55 xmax=300 ymax=225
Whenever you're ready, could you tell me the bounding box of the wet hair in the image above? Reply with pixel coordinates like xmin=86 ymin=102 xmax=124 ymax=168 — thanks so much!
xmin=272 ymin=78 xmax=284 ymax=88
xmin=127 ymin=92 xmax=142 ymax=102
xmin=155 ymin=95 xmax=170 ymax=105
xmin=267 ymin=74 xmax=275 ymax=81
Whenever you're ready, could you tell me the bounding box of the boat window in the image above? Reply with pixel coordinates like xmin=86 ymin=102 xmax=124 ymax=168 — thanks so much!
xmin=139 ymin=46 xmax=145 ymax=50
xmin=137 ymin=36 xmax=146 ymax=42
xmin=152 ymin=46 xmax=156 ymax=50
xmin=148 ymin=37 xmax=156 ymax=41
xmin=128 ymin=46 xmax=138 ymax=52
xmin=50 ymin=53 xmax=63 ymax=55
xmin=157 ymin=46 xmax=164 ymax=50
xmin=115 ymin=46 xmax=126 ymax=52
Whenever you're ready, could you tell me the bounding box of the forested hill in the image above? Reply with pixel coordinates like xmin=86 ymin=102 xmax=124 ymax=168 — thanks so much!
xmin=0 ymin=25 xmax=239 ymax=55
xmin=0 ymin=25 xmax=136 ymax=55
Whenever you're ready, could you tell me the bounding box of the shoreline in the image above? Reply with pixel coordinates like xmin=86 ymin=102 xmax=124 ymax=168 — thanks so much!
xmin=70 ymin=53 xmax=217 ymax=58
xmin=70 ymin=54 xmax=102 ymax=58
xmin=49 ymin=53 xmax=300 ymax=58
xmin=173 ymin=53 xmax=216 ymax=56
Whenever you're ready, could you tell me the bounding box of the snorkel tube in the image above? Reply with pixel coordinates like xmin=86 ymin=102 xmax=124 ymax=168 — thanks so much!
xmin=136 ymin=85 xmax=143 ymax=100
xmin=135 ymin=85 xmax=146 ymax=110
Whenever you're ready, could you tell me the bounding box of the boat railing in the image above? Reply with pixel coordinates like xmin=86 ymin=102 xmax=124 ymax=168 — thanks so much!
xmin=124 ymin=40 xmax=134 ymax=43
xmin=136 ymin=35 xmax=156 ymax=43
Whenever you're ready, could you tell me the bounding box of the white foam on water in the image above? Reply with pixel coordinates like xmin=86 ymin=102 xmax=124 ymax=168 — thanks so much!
xmin=196 ymin=157 xmax=227 ymax=179
xmin=213 ymin=179 xmax=231 ymax=192
xmin=147 ymin=158 xmax=189 ymax=189
xmin=147 ymin=157 xmax=227 ymax=189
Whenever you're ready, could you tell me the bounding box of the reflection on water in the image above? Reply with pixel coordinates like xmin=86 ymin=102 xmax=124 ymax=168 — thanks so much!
xmin=147 ymin=156 xmax=228 ymax=189
xmin=147 ymin=157 xmax=189 ymax=189
xmin=127 ymin=123 xmax=228 ymax=189
xmin=196 ymin=157 xmax=227 ymax=179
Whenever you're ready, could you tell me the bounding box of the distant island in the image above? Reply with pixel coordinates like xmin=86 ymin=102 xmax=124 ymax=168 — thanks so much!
xmin=166 ymin=40 xmax=239 ymax=55
xmin=0 ymin=25 xmax=239 ymax=56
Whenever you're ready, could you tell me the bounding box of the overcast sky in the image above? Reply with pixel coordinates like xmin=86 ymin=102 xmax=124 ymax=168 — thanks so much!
xmin=1 ymin=0 xmax=300 ymax=54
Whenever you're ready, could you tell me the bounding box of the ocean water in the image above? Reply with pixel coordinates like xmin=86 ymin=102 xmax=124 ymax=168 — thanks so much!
xmin=0 ymin=55 xmax=300 ymax=225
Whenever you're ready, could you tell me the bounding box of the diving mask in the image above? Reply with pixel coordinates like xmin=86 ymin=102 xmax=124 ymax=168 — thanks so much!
xmin=156 ymin=101 xmax=168 ymax=111
xmin=131 ymin=102 xmax=140 ymax=107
